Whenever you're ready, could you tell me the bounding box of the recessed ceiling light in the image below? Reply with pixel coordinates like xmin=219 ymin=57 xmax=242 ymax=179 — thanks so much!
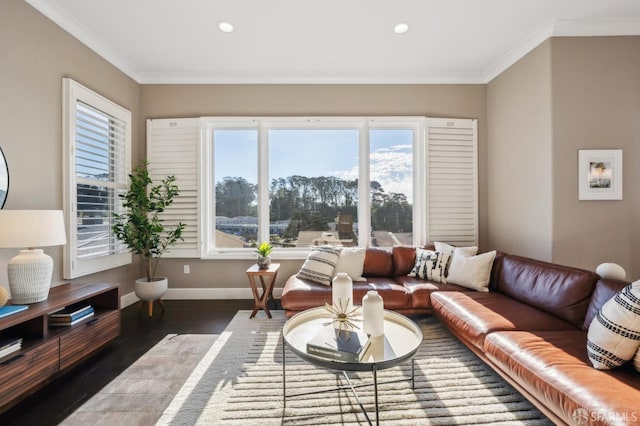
xmin=394 ymin=23 xmax=409 ymax=34
xmin=218 ymin=22 xmax=234 ymax=33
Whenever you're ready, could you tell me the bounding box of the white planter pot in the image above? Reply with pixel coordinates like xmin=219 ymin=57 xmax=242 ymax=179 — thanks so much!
xmin=134 ymin=277 xmax=168 ymax=301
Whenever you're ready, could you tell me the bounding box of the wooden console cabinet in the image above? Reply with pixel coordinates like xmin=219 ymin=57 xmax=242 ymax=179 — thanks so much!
xmin=0 ymin=282 xmax=120 ymax=412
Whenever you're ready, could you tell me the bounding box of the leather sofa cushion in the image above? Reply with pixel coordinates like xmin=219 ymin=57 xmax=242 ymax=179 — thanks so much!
xmin=281 ymin=275 xmax=411 ymax=312
xmin=430 ymin=291 xmax=576 ymax=350
xmin=281 ymin=275 xmax=333 ymax=312
xmin=582 ymin=279 xmax=629 ymax=330
xmin=395 ymin=275 xmax=472 ymax=309
xmin=392 ymin=246 xmax=416 ymax=276
xmin=495 ymin=255 xmax=598 ymax=327
xmin=361 ymin=277 xmax=412 ymax=308
xmin=363 ymin=248 xmax=393 ymax=277
xmin=485 ymin=330 xmax=640 ymax=425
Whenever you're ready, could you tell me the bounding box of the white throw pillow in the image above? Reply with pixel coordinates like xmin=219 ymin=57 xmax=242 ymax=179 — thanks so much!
xmin=434 ymin=241 xmax=478 ymax=256
xmin=434 ymin=242 xmax=478 ymax=276
xmin=634 ymin=347 xmax=640 ymax=373
xmin=587 ymin=280 xmax=640 ymax=370
xmin=408 ymin=249 xmax=450 ymax=283
xmin=296 ymin=246 xmax=342 ymax=286
xmin=333 ymin=247 xmax=367 ymax=282
xmin=446 ymin=249 xmax=497 ymax=292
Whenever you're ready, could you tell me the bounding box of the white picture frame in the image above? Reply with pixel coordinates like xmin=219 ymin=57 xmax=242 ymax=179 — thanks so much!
xmin=578 ymin=149 xmax=623 ymax=200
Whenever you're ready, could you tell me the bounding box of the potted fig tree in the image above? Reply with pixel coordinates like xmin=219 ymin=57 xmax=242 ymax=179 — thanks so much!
xmin=112 ymin=161 xmax=185 ymax=309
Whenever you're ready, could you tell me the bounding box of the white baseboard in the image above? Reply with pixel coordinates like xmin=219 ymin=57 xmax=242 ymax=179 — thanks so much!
xmin=120 ymin=287 xmax=284 ymax=309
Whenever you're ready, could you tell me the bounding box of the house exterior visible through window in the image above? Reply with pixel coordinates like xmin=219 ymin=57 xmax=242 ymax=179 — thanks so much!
xmin=63 ymin=78 xmax=131 ymax=278
xmin=199 ymin=117 xmax=429 ymax=258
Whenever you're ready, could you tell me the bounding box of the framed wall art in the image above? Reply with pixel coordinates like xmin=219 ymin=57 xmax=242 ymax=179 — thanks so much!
xmin=578 ymin=149 xmax=622 ymax=200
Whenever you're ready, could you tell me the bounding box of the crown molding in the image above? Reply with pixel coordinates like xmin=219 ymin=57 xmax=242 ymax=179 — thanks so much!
xmin=25 ymin=0 xmax=143 ymax=83
xmin=138 ymin=71 xmax=486 ymax=85
xmin=483 ymin=18 xmax=640 ymax=83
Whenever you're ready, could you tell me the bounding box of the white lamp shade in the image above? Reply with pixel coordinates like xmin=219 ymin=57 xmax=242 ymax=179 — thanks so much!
xmin=0 ymin=210 xmax=66 ymax=248
xmin=0 ymin=210 xmax=66 ymax=304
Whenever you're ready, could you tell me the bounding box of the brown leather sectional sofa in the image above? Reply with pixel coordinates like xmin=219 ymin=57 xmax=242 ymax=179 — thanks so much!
xmin=281 ymin=246 xmax=640 ymax=425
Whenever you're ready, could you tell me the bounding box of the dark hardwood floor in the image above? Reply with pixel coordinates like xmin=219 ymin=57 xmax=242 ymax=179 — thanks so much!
xmin=0 ymin=299 xmax=270 ymax=426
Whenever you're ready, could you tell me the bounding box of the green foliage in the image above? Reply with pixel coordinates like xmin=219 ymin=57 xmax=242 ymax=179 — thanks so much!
xmin=112 ymin=162 xmax=185 ymax=282
xmin=255 ymin=241 xmax=273 ymax=257
xmin=215 ymin=177 xmax=257 ymax=218
xmin=214 ymin=174 xmax=412 ymax=238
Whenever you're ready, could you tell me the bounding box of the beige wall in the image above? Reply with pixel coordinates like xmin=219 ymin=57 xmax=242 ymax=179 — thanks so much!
xmin=141 ymin=84 xmax=487 ymax=290
xmin=487 ymin=36 xmax=640 ymax=279
xmin=0 ymin=0 xmax=142 ymax=296
xmin=551 ymin=37 xmax=640 ymax=279
xmin=10 ymin=1 xmax=637 ymax=297
xmin=486 ymin=41 xmax=554 ymax=261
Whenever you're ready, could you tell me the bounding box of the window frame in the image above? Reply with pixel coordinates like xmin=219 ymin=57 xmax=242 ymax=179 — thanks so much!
xmin=62 ymin=78 xmax=132 ymax=278
xmin=200 ymin=116 xmax=425 ymax=260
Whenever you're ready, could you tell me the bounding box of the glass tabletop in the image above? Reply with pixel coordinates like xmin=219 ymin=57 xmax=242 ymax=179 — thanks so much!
xmin=282 ymin=306 xmax=423 ymax=372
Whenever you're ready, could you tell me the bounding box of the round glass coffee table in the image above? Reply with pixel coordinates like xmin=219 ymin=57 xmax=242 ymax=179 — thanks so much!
xmin=282 ymin=306 xmax=423 ymax=425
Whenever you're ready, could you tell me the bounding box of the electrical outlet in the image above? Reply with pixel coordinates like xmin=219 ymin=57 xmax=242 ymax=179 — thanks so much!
xmin=183 ymin=265 xmax=190 ymax=274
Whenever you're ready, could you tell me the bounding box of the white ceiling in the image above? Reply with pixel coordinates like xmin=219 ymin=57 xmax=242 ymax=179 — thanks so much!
xmin=26 ymin=0 xmax=640 ymax=84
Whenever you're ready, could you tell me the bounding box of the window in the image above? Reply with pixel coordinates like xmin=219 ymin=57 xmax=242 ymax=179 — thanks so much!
xmin=213 ymin=129 xmax=258 ymax=248
xmin=63 ymin=78 xmax=131 ymax=278
xmin=201 ymin=117 xmax=432 ymax=258
xmin=268 ymin=128 xmax=359 ymax=248
xmin=369 ymin=128 xmax=414 ymax=246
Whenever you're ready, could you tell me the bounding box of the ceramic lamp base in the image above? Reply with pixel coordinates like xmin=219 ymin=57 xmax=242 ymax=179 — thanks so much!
xmin=7 ymin=249 xmax=53 ymax=304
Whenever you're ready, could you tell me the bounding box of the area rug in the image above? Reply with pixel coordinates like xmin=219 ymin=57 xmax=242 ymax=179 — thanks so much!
xmin=60 ymin=333 xmax=218 ymax=426
xmin=158 ymin=311 xmax=551 ymax=426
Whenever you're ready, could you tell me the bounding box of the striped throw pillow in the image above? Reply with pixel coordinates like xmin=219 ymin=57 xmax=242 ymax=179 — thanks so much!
xmin=296 ymin=246 xmax=342 ymax=286
xmin=408 ymin=249 xmax=450 ymax=283
xmin=587 ymin=280 xmax=640 ymax=369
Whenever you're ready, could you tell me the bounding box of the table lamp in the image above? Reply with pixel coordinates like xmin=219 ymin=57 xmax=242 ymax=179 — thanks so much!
xmin=0 ymin=210 xmax=67 ymax=304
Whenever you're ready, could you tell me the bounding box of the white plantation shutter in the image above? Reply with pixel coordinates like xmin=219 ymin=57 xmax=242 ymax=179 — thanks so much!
xmin=426 ymin=118 xmax=478 ymax=246
xmin=63 ymin=78 xmax=132 ymax=279
xmin=147 ymin=118 xmax=200 ymax=257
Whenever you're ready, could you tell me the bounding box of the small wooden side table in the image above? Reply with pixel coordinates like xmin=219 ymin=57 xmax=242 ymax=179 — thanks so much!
xmin=246 ymin=263 xmax=280 ymax=319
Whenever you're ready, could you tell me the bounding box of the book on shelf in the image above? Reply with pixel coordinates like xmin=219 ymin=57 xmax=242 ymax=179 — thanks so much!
xmin=50 ymin=304 xmax=93 ymax=319
xmin=306 ymin=327 xmax=371 ymax=362
xmin=0 ymin=305 xmax=28 ymax=319
xmin=49 ymin=311 xmax=94 ymax=326
xmin=0 ymin=337 xmax=22 ymax=352
xmin=49 ymin=306 xmax=94 ymax=322
xmin=0 ymin=338 xmax=22 ymax=359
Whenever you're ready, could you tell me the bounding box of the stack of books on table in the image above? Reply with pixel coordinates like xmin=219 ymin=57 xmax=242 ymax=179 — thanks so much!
xmin=49 ymin=304 xmax=94 ymax=326
xmin=0 ymin=337 xmax=23 ymax=360
xmin=306 ymin=327 xmax=371 ymax=362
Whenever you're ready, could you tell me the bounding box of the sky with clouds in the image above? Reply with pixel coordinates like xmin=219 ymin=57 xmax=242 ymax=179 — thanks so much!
xmin=214 ymin=128 xmax=413 ymax=203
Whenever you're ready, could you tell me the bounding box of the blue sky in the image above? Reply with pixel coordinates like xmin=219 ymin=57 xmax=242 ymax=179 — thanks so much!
xmin=213 ymin=128 xmax=413 ymax=201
